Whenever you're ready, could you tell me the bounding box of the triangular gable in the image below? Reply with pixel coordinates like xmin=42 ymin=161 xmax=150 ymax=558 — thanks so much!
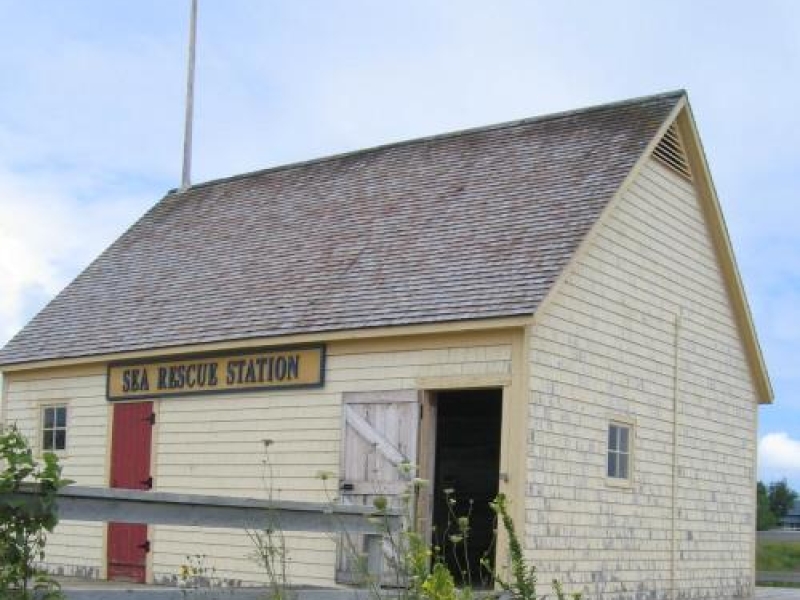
xmin=532 ymin=93 xmax=773 ymax=405
xmin=676 ymin=102 xmax=773 ymax=405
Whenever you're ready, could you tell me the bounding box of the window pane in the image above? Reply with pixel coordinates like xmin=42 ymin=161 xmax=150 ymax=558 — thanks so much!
xmin=619 ymin=454 xmax=629 ymax=479
xmin=619 ymin=427 xmax=629 ymax=453
xmin=608 ymin=425 xmax=618 ymax=451
xmin=43 ymin=430 xmax=53 ymax=451
xmin=56 ymin=407 xmax=67 ymax=428
xmin=43 ymin=408 xmax=54 ymax=429
xmin=607 ymin=452 xmax=616 ymax=477
xmin=55 ymin=430 xmax=66 ymax=451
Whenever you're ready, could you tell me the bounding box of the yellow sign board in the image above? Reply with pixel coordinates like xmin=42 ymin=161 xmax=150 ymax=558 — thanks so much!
xmin=107 ymin=345 xmax=325 ymax=400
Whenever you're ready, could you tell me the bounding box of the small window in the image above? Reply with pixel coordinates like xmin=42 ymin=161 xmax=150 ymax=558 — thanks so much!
xmin=607 ymin=422 xmax=631 ymax=480
xmin=42 ymin=405 xmax=68 ymax=452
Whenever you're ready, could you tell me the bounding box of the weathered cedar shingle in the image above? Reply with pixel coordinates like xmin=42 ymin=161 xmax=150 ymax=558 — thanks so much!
xmin=0 ymin=91 xmax=683 ymax=365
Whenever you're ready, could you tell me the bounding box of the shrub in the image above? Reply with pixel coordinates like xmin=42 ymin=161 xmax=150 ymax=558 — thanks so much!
xmin=0 ymin=424 xmax=72 ymax=599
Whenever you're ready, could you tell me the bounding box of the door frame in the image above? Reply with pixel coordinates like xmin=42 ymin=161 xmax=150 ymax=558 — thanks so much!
xmin=105 ymin=399 xmax=158 ymax=583
xmin=417 ymin=386 xmax=509 ymax=571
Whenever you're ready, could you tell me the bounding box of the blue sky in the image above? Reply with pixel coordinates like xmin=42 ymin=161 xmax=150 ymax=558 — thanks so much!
xmin=1 ymin=1 xmax=798 ymax=488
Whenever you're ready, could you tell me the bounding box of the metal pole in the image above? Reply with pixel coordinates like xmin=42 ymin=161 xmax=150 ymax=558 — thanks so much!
xmin=181 ymin=0 xmax=198 ymax=190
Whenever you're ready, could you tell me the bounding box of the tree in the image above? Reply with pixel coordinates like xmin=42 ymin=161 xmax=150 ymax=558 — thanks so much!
xmin=757 ymin=481 xmax=777 ymax=531
xmin=768 ymin=479 xmax=798 ymax=521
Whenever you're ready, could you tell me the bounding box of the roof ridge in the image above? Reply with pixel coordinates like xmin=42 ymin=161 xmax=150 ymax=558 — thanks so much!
xmin=173 ymin=89 xmax=686 ymax=195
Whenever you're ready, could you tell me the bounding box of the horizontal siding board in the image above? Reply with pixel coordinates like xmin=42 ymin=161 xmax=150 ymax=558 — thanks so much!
xmin=149 ymin=335 xmax=511 ymax=585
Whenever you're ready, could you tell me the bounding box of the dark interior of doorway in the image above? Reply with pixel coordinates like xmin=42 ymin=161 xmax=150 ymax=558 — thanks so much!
xmin=432 ymin=388 xmax=502 ymax=587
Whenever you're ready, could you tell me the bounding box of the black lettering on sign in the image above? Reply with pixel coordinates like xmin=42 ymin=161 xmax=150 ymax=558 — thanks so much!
xmin=287 ymin=355 xmax=300 ymax=380
xmin=139 ymin=369 xmax=149 ymax=391
xmin=186 ymin=364 xmax=197 ymax=387
xmin=244 ymin=359 xmax=257 ymax=384
xmin=265 ymin=357 xmax=274 ymax=381
xmin=256 ymin=357 xmax=267 ymax=382
xmin=226 ymin=360 xmax=240 ymax=385
xmin=275 ymin=356 xmax=287 ymax=381
xmin=123 ymin=368 xmax=150 ymax=392
xmin=108 ymin=345 xmax=324 ymax=400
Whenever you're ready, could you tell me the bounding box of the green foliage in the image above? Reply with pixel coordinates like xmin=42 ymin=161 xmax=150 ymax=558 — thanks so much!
xmin=247 ymin=439 xmax=292 ymax=600
xmin=436 ymin=488 xmax=488 ymax=587
xmin=421 ymin=563 xmax=457 ymax=600
xmin=757 ymin=479 xmax=798 ymax=530
xmin=756 ymin=541 xmax=800 ymax=573
xmin=317 ymin=464 xmax=581 ymax=600
xmin=487 ymin=494 xmax=581 ymax=600
xmin=768 ymin=479 xmax=798 ymax=520
xmin=757 ymin=482 xmax=778 ymax=531
xmin=0 ymin=424 xmax=72 ymax=599
xmin=552 ymin=579 xmax=582 ymax=600
xmin=487 ymin=494 xmax=537 ymax=600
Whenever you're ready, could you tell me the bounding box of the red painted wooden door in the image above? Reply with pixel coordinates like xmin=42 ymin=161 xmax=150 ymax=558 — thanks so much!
xmin=108 ymin=401 xmax=154 ymax=583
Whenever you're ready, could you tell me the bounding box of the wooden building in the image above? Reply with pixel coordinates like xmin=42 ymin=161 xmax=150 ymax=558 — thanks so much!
xmin=0 ymin=91 xmax=772 ymax=599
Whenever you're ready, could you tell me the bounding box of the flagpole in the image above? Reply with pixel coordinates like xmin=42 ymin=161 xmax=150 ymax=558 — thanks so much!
xmin=181 ymin=0 xmax=198 ymax=190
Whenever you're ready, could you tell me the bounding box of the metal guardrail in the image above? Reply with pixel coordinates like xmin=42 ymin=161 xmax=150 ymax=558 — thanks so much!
xmin=757 ymin=530 xmax=800 ymax=543
xmin=7 ymin=483 xmax=401 ymax=597
xmin=11 ymin=483 xmax=397 ymax=533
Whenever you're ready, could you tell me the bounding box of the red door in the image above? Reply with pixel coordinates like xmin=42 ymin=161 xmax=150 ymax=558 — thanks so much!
xmin=108 ymin=401 xmax=154 ymax=583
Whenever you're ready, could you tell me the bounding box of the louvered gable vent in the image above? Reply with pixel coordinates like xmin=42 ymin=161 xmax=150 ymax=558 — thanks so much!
xmin=653 ymin=123 xmax=692 ymax=180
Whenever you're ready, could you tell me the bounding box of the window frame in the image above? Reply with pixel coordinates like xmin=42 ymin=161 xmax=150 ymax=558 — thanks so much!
xmin=606 ymin=417 xmax=634 ymax=487
xmin=40 ymin=403 xmax=69 ymax=456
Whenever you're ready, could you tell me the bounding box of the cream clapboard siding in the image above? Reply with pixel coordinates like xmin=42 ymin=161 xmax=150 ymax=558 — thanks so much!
xmin=151 ymin=332 xmax=513 ymax=586
xmin=526 ymin=158 xmax=757 ymax=600
xmin=2 ymin=333 xmax=513 ymax=586
xmin=3 ymin=367 xmax=107 ymax=578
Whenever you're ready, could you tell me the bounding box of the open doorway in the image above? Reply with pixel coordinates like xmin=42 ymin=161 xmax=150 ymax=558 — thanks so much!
xmin=429 ymin=389 xmax=503 ymax=586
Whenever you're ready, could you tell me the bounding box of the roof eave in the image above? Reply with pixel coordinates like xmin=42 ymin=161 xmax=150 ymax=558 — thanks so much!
xmin=0 ymin=314 xmax=534 ymax=373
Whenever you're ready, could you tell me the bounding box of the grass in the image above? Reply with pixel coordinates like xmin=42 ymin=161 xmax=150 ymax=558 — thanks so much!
xmin=757 ymin=540 xmax=800 ymax=572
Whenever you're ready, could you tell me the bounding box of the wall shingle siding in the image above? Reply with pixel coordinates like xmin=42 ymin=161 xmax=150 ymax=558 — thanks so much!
xmin=526 ymin=158 xmax=757 ymax=600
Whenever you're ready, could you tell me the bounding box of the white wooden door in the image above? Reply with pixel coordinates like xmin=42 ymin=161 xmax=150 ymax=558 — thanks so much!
xmin=337 ymin=390 xmax=419 ymax=584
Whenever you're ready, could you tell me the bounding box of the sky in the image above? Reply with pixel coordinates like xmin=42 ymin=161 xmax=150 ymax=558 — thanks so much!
xmin=0 ymin=1 xmax=798 ymax=488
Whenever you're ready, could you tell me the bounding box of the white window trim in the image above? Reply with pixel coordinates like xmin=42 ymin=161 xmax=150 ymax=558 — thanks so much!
xmin=606 ymin=416 xmax=635 ymax=488
xmin=38 ymin=402 xmax=70 ymax=457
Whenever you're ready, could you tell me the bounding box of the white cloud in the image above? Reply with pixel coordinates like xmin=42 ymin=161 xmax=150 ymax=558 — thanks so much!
xmin=0 ymin=167 xmax=151 ymax=343
xmin=0 ymin=3 xmax=797 ymax=457
xmin=759 ymin=432 xmax=800 ymax=477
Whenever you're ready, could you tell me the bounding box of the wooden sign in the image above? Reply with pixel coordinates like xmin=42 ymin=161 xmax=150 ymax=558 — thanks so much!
xmin=107 ymin=345 xmax=325 ymax=401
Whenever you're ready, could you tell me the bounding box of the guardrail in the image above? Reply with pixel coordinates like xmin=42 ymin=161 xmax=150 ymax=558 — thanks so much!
xmin=757 ymin=530 xmax=800 ymax=543
xmin=7 ymin=483 xmax=401 ymax=597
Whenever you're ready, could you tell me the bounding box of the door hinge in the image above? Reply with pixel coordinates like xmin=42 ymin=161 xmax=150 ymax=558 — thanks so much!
xmin=137 ymin=540 xmax=151 ymax=553
xmin=145 ymin=413 xmax=156 ymax=425
xmin=140 ymin=476 xmax=153 ymax=490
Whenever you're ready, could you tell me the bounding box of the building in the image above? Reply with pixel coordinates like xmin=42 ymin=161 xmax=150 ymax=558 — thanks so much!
xmin=0 ymin=91 xmax=772 ymax=599
xmin=781 ymin=501 xmax=800 ymax=530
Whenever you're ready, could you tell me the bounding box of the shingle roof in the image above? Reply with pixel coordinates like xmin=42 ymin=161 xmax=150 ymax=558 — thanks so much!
xmin=0 ymin=91 xmax=683 ymax=366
